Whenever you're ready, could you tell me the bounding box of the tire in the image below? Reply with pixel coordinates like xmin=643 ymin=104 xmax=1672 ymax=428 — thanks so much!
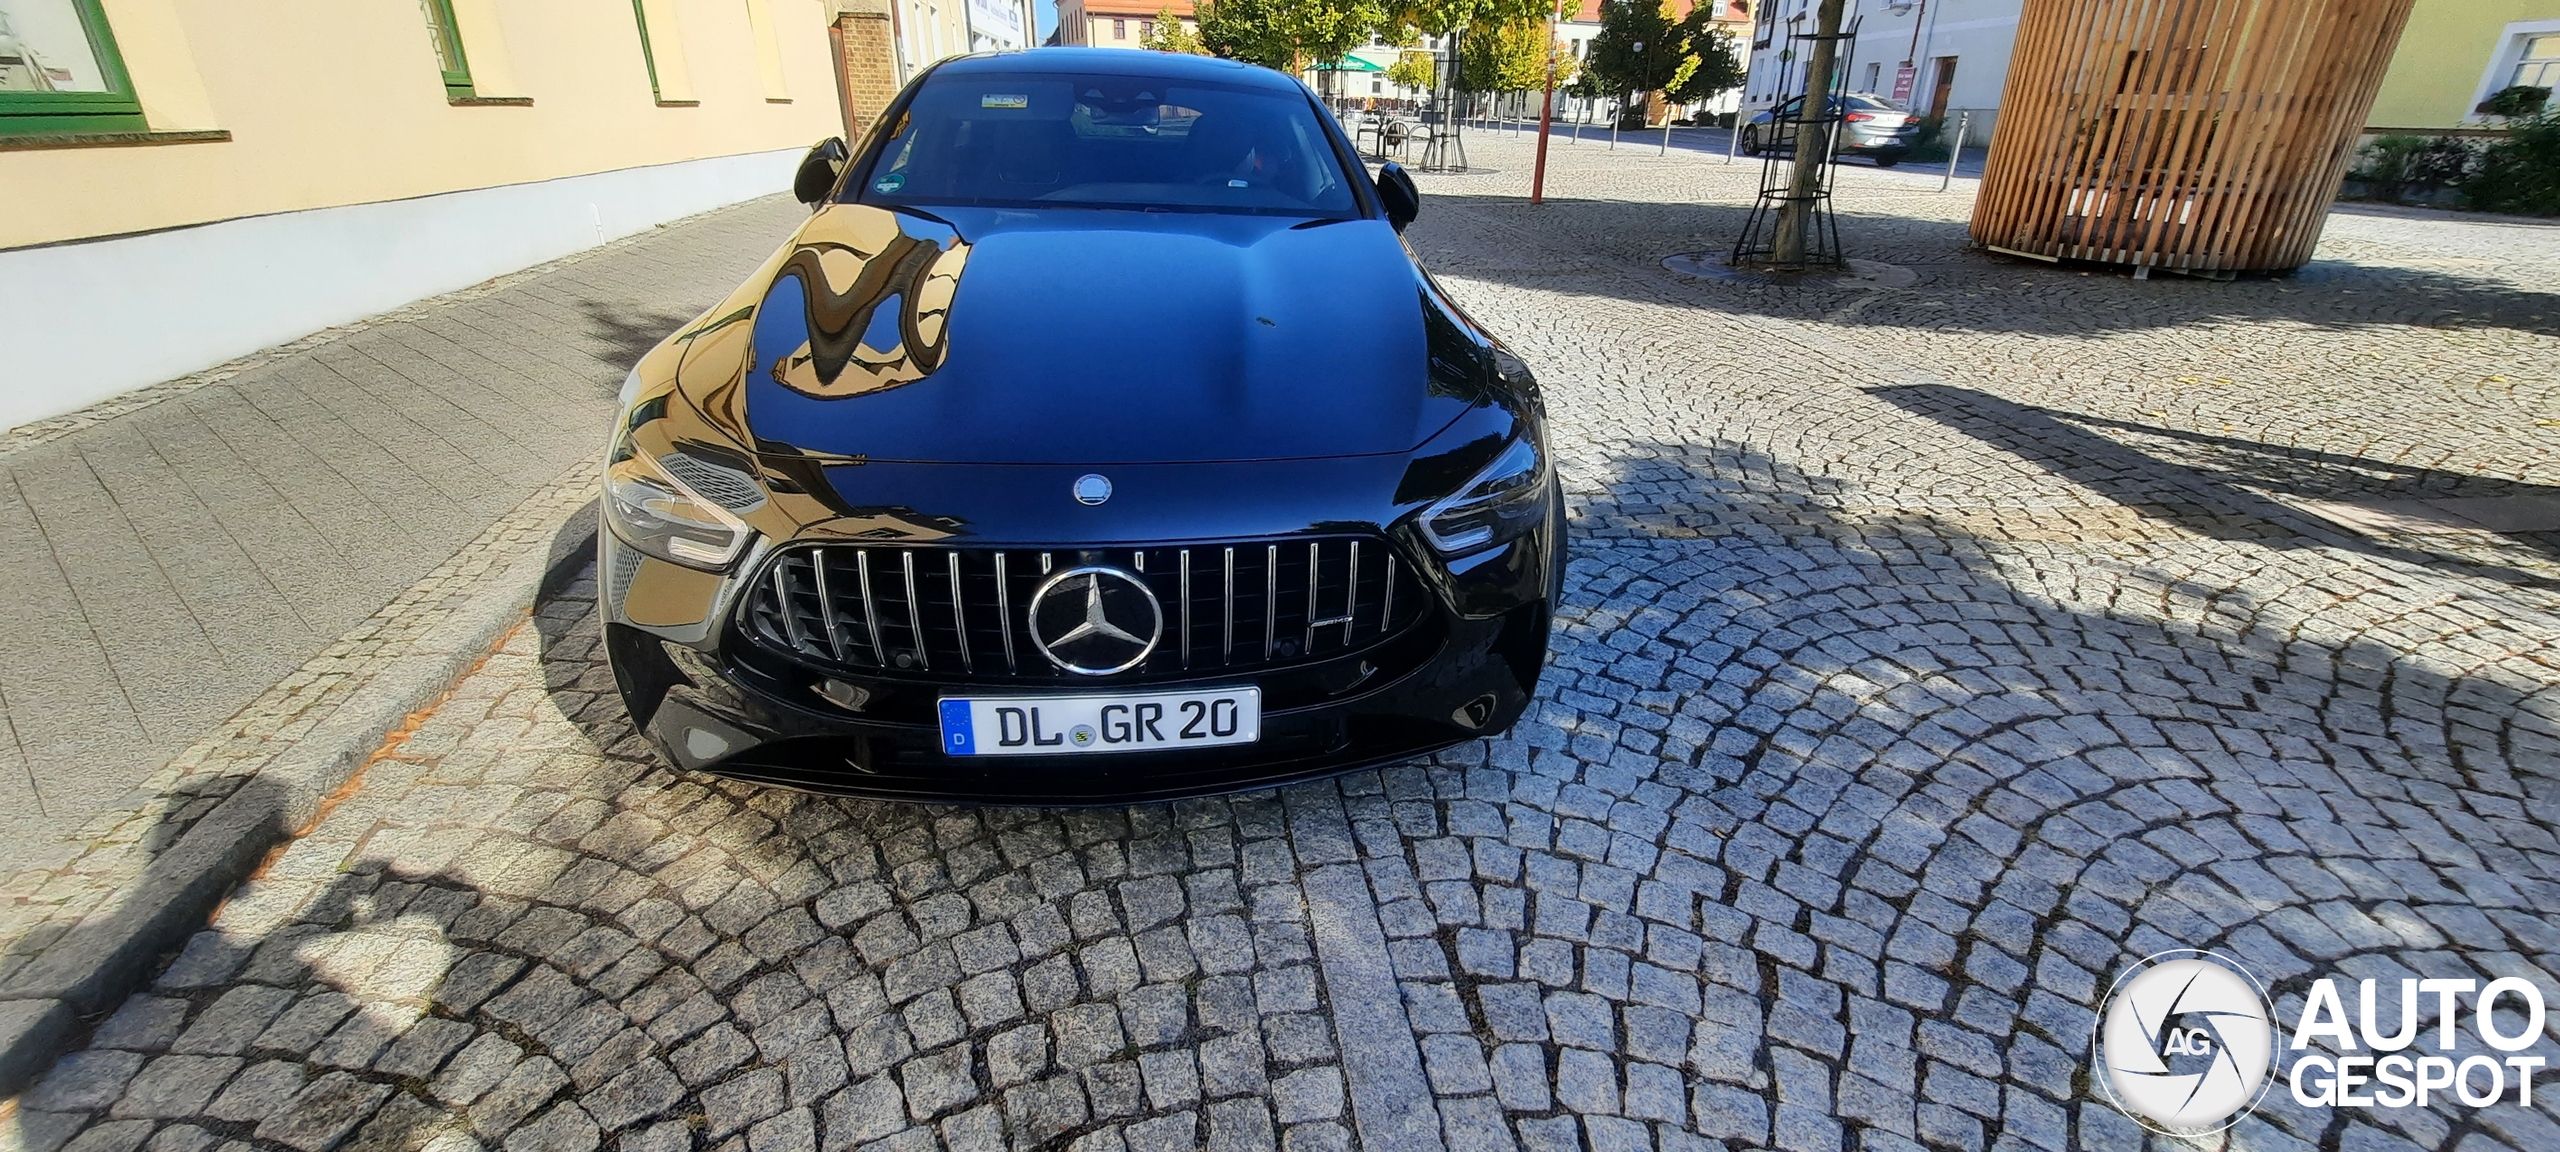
xmin=1741 ymin=126 xmax=1761 ymax=155
xmin=1874 ymin=156 xmax=1900 ymax=168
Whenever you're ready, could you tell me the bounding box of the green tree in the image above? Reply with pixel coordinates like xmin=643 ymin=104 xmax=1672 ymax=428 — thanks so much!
xmin=1199 ymin=0 xmax=1388 ymax=89
xmin=1584 ymin=0 xmax=1735 ymax=121
xmin=1139 ymin=5 xmax=1207 ymax=53
xmin=1459 ymin=18 xmax=1548 ymax=93
xmin=1379 ymin=0 xmax=1554 ymax=100
xmin=1386 ymin=49 xmax=1438 ymax=93
xmin=1665 ymin=11 xmax=1740 ymax=105
xmin=1282 ymin=0 xmax=1391 ymax=95
xmin=1196 ymin=0 xmax=1295 ymax=68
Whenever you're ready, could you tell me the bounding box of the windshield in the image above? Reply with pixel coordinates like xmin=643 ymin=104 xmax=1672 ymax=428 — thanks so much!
xmin=853 ymin=72 xmax=1359 ymax=216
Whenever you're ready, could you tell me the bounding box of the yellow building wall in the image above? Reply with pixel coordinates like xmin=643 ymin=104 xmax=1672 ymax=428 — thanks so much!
xmin=0 ymin=0 xmax=845 ymax=250
xmin=2367 ymin=0 xmax=2558 ymax=129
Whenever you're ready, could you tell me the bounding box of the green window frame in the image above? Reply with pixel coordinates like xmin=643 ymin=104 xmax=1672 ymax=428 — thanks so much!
xmin=630 ymin=0 xmax=662 ymax=100
xmin=0 ymin=0 xmax=147 ymax=136
xmin=628 ymin=0 xmax=697 ymax=105
xmin=419 ymin=0 xmax=476 ymax=99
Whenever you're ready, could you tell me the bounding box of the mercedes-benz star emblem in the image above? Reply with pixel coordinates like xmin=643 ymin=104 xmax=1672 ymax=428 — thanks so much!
xmin=1026 ymin=565 xmax=1162 ymax=675
xmin=1073 ymin=474 xmax=1112 ymax=505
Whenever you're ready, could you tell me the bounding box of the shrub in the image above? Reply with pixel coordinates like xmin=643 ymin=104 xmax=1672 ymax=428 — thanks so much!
xmin=2350 ymin=134 xmax=2476 ymax=202
xmin=2478 ymin=85 xmax=2551 ymax=119
xmin=1906 ymin=115 xmax=1950 ymax=163
xmin=2465 ymin=114 xmax=2560 ymax=215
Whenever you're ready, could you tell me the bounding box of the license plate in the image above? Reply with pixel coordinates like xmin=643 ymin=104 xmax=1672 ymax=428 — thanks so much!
xmin=938 ymin=687 xmax=1260 ymax=756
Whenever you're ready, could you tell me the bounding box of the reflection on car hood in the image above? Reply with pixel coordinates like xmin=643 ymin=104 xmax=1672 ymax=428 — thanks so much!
xmin=716 ymin=203 xmax=1458 ymax=465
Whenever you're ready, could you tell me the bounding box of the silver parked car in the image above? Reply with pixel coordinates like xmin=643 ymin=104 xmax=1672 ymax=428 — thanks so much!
xmin=1740 ymin=92 xmax=1922 ymax=166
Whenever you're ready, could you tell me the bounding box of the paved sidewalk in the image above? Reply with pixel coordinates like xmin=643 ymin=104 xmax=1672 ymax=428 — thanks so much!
xmin=3 ymin=138 xmax=2557 ymax=1152
xmin=0 ymin=197 xmax=808 ymax=865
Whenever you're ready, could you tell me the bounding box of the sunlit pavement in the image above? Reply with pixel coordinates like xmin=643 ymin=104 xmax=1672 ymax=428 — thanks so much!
xmin=7 ymin=135 xmax=2557 ymax=1152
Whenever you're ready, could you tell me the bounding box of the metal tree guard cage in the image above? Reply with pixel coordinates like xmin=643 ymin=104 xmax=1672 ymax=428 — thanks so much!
xmin=1731 ymin=27 xmax=1858 ymax=271
xmin=1970 ymin=0 xmax=2415 ymax=275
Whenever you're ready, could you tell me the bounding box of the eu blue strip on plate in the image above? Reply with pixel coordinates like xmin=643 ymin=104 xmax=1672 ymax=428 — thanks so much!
xmin=940 ymin=699 xmax=975 ymax=755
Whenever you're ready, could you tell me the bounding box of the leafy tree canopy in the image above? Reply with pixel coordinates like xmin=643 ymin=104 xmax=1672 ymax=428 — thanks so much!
xmin=1386 ymin=49 xmax=1438 ymax=92
xmin=1196 ymin=0 xmax=1295 ymax=68
xmin=1583 ymin=0 xmax=1738 ymax=102
xmin=1138 ymin=5 xmax=1208 ymax=52
xmin=1198 ymin=0 xmax=1389 ymax=74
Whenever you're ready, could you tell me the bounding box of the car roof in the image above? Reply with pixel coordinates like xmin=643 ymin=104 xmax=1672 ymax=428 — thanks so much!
xmin=931 ymin=48 xmax=1304 ymax=93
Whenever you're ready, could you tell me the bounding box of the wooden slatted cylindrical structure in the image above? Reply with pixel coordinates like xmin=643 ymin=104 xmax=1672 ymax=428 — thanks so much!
xmin=1970 ymin=0 xmax=2413 ymax=274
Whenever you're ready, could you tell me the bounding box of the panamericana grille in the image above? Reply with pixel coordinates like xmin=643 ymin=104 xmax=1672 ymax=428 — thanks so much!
xmin=741 ymin=537 xmax=1428 ymax=680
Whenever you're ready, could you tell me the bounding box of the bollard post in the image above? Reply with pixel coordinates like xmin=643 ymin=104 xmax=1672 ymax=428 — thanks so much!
xmin=1939 ymin=111 xmax=1970 ymax=192
xmin=1726 ymin=112 xmax=1741 ymax=163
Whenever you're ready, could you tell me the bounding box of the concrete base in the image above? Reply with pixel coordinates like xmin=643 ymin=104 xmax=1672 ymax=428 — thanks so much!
xmin=0 ymin=147 xmax=801 ymax=432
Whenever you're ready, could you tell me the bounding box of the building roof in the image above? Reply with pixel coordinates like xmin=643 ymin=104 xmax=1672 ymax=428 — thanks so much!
xmin=1064 ymin=0 xmax=1196 ymax=17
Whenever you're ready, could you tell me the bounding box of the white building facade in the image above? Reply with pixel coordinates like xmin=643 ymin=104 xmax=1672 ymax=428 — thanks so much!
xmin=1740 ymin=0 xmax=2019 ymax=139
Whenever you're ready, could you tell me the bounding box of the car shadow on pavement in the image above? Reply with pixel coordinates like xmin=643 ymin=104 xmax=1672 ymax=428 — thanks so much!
xmin=1865 ymin=383 xmax=2560 ymax=589
xmin=575 ymin=301 xmax=705 ymax=383
xmin=1418 ymin=193 xmax=2560 ymax=340
xmin=6 ymin=443 xmax=2553 ymax=1152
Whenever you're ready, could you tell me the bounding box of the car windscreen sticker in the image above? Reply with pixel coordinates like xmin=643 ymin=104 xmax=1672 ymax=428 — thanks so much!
xmin=873 ymin=172 xmax=905 ymax=193
xmin=981 ymin=93 xmax=1029 ymax=109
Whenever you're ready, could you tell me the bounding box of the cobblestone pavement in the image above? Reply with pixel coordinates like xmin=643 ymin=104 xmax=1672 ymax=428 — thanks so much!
xmin=6 ymin=141 xmax=2558 ymax=1152
xmin=0 ymin=196 xmax=807 ymax=858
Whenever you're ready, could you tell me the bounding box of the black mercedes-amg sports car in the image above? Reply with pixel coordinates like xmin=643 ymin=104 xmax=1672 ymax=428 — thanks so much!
xmin=601 ymin=48 xmax=1560 ymax=803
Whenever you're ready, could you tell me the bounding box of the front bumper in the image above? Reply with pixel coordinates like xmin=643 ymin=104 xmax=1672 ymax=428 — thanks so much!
xmin=598 ymin=525 xmax=1555 ymax=805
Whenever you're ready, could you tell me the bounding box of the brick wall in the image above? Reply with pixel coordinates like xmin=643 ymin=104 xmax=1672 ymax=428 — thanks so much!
xmin=831 ymin=0 xmax=902 ymax=141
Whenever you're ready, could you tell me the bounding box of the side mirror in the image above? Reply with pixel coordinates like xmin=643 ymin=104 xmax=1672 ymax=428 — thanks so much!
xmin=794 ymin=137 xmax=850 ymax=207
xmin=1375 ymin=161 xmax=1420 ymax=232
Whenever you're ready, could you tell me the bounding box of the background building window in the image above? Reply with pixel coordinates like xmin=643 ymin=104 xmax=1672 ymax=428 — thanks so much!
xmin=418 ymin=0 xmax=474 ymax=98
xmin=0 ymin=0 xmax=145 ymax=134
xmin=2514 ymin=33 xmax=2560 ymax=90
xmin=1113 ymin=18 xmax=1125 ymax=39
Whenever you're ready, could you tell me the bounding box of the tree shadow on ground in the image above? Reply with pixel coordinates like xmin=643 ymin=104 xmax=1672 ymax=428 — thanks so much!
xmin=573 ymin=301 xmax=701 ymax=382
xmin=1412 ymin=192 xmax=2560 ymax=339
xmin=1862 ymin=382 xmax=2560 ymax=589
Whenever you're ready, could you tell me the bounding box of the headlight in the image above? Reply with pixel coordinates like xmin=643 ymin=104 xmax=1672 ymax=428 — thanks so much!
xmin=604 ymin=426 xmax=758 ymax=570
xmin=1420 ymin=436 xmax=1549 ymax=556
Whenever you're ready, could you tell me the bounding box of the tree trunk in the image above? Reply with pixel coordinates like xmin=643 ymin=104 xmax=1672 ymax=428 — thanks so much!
xmin=1772 ymin=0 xmax=1844 ymax=265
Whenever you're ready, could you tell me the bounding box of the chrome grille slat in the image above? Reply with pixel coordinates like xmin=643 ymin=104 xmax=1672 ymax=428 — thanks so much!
xmin=900 ymin=550 xmax=928 ymax=670
xmin=948 ymin=552 xmax=971 ymax=672
xmin=774 ymin=562 xmax=813 ymax=653
xmin=996 ymin=552 xmax=1017 ymax=673
xmin=744 ymin=536 xmax=1420 ymax=682
xmin=1263 ymin=544 xmax=1278 ymax=660
xmin=857 ymin=550 xmax=885 ymax=665
xmin=810 ymin=548 xmax=847 ymax=662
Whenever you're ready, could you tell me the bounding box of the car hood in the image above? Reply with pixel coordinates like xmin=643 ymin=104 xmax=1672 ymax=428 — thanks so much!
xmin=710 ymin=203 xmax=1462 ymax=465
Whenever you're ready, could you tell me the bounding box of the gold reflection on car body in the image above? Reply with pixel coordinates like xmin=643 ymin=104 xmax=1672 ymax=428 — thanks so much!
xmin=768 ymin=206 xmax=968 ymax=401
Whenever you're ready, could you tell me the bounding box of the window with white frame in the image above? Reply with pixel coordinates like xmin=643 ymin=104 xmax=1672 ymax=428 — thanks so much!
xmin=2513 ymin=33 xmax=2560 ymax=90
